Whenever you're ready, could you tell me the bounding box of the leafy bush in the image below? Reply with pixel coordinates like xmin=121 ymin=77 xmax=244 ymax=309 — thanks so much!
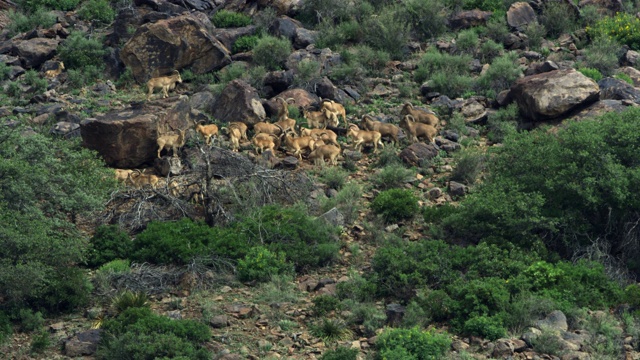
xmin=313 ymin=295 xmax=342 ymax=317
xmin=372 ymin=163 xmax=415 ymax=190
xmin=476 ymin=52 xmax=523 ymax=96
xmin=615 ymin=72 xmax=634 ymax=85
xmin=502 ymin=293 xmax=557 ymax=334
xmin=450 ymin=150 xmax=486 ymax=185
xmin=336 ymin=272 xmax=377 ymax=303
xmin=77 ymin=0 xmax=115 ymax=24
xmin=318 ymin=164 xmax=349 ymax=190
xmin=456 ymin=29 xmax=479 ymax=55
xmin=232 ymin=35 xmax=259 ymax=53
xmin=403 ymin=0 xmax=449 ymax=39
xmin=88 ymin=225 xmax=132 ymax=268
xmin=252 ymin=35 xmax=292 ymax=70
xmin=530 ymin=330 xmax=566 ymax=357
xmin=58 ymin=31 xmax=108 ymax=70
xmin=463 ymin=315 xmax=507 ymax=340
xmin=310 ymin=318 xmax=352 ymax=342
xmin=16 ymin=309 xmax=44 ymax=333
xmin=479 ymin=39 xmax=503 ymax=63
xmin=112 ymin=290 xmax=149 ymax=314
xmin=316 ymin=19 xmax=364 ymax=49
xmin=578 ymin=67 xmax=603 ymax=82
xmin=583 ymin=36 xmax=622 ymax=76
xmin=237 ymin=246 xmax=292 ymax=283
xmin=376 ymin=327 xmax=451 ymax=360
xmin=319 ymin=347 xmax=359 ymax=360
xmin=31 ymin=267 xmax=92 ymax=314
xmin=7 ymin=8 xmax=56 ymax=36
xmin=483 ymin=16 xmax=509 ymax=43
xmin=362 ymin=6 xmax=411 ymax=59
xmin=443 ymin=107 xmax=640 ymax=264
xmin=414 ymin=49 xmax=472 ymax=84
xmin=66 ymin=65 xmax=103 ymax=89
xmin=320 ymin=182 xmax=363 ymax=225
xmin=0 ymin=312 xmax=11 ymax=344
xmin=343 ymin=300 xmax=386 ymax=336
xmin=97 ymin=259 xmax=131 ymax=274
xmin=16 ymin=0 xmax=79 ymax=12
xmin=97 ymin=307 xmax=211 ymax=360
xmin=30 ymin=329 xmax=50 ymax=354
xmin=371 ymin=188 xmax=419 ymax=223
xmin=486 ymin=103 xmax=519 ymax=144
xmin=586 ymin=12 xmax=640 ymax=50
xmin=211 ymin=10 xmax=251 ymax=28
xmin=539 ymin=1 xmax=579 ymax=38
xmin=524 ymin=22 xmax=546 ymax=50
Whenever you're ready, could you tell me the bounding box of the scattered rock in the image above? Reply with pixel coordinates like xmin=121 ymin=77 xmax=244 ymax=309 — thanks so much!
xmin=318 ymin=207 xmax=345 ymax=227
xmin=64 ymin=329 xmax=102 ymax=357
xmin=492 ymin=338 xmax=515 ymax=358
xmin=385 ymin=303 xmax=405 ymax=326
xmin=449 ymin=9 xmax=492 ymax=30
xmin=449 ymin=181 xmax=467 ymax=197
xmin=598 ymin=77 xmax=640 ymax=103
xmin=210 ymin=315 xmax=230 ymax=328
xmin=399 ymin=142 xmax=439 ymax=166
xmin=535 ymin=310 xmax=568 ymax=332
xmin=507 ymin=2 xmax=537 ymax=31
xmin=211 ymin=79 xmax=266 ymax=126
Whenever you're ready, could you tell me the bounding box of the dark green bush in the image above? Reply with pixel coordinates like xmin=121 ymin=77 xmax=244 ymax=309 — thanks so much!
xmin=403 ymin=0 xmax=449 ymax=39
xmin=232 ymin=35 xmax=259 ymax=53
xmin=319 ymin=347 xmax=359 ymax=360
xmin=297 ymin=0 xmax=357 ymax=26
xmin=88 ymin=225 xmax=132 ymax=268
xmin=0 ymin=312 xmax=11 ymax=344
xmin=16 ymin=0 xmax=79 ymax=12
xmin=479 ymin=39 xmax=503 ymax=63
xmin=448 ymin=277 xmax=510 ymax=321
xmin=361 ymin=6 xmax=411 ymax=60
xmin=31 ymin=267 xmax=92 ymax=314
xmin=318 ymin=166 xmax=348 ymax=190
xmin=316 ymin=20 xmax=364 ymax=49
xmin=97 ymin=307 xmax=211 ymax=360
xmin=237 ymin=246 xmax=292 ymax=283
xmin=77 ymin=0 xmax=115 ymax=24
xmin=252 ymin=35 xmax=292 ymax=71
xmin=456 ymin=29 xmax=479 ymax=55
xmin=376 ymin=327 xmax=451 ymax=360
xmin=312 ymin=295 xmax=342 ymax=317
xmin=66 ymin=65 xmax=103 ymax=89
xmin=476 ymin=52 xmax=523 ymax=96
xmin=583 ymin=36 xmax=622 ymax=76
xmin=463 ymin=315 xmax=507 ymax=340
xmin=58 ymin=31 xmax=108 ymax=70
xmin=336 ymin=273 xmax=377 ymax=303
xmin=372 ymin=163 xmax=415 ymax=190
xmin=211 ymin=10 xmax=251 ymax=28
xmin=7 ymin=8 xmax=56 ymax=36
xmin=414 ymin=49 xmax=472 ymax=84
xmin=371 ymin=188 xmax=419 ymax=223
xmin=486 ymin=103 xmax=519 ymax=144
xmin=450 ymin=150 xmax=486 ymax=185
xmin=539 ymin=1 xmax=579 ymax=38
xmin=16 ymin=309 xmax=44 ymax=333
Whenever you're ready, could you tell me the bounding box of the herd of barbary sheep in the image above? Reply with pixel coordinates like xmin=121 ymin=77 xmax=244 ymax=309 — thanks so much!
xmin=115 ymin=72 xmax=441 ymax=189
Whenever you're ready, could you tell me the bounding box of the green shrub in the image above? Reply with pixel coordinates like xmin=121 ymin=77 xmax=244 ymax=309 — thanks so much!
xmin=16 ymin=309 xmax=44 ymax=333
xmin=371 ymin=188 xmax=419 ymax=223
xmin=614 ymin=72 xmax=634 ymax=85
xmin=530 ymin=330 xmax=566 ymax=357
xmin=463 ymin=315 xmax=507 ymax=340
xmin=430 ymin=72 xmax=475 ymax=98
xmin=131 ymin=218 xmax=215 ymax=265
xmin=7 ymin=8 xmax=56 ymax=36
xmin=376 ymin=327 xmax=451 ymax=360
xmin=483 ymin=16 xmax=509 ymax=43
xmin=310 ymin=318 xmax=352 ymax=342
xmin=31 ymin=267 xmax=91 ymax=314
xmin=30 ymin=329 xmax=50 ymax=354
xmin=66 ymin=65 xmax=103 ymax=89
xmin=77 ymin=0 xmax=115 ymax=24
xmin=88 ymin=225 xmax=132 ymax=268
xmin=97 ymin=307 xmax=211 ymax=360
xmin=312 ymin=295 xmax=342 ymax=317
xmin=448 ymin=277 xmax=510 ymax=321
xmin=0 ymin=312 xmax=12 ymax=344
xmin=456 ymin=29 xmax=479 ymax=55
xmin=232 ymin=34 xmax=259 ymax=53
xmin=252 ymin=35 xmax=292 ymax=71
xmin=58 ymin=31 xmax=108 ymax=70
xmin=319 ymin=182 xmax=363 ymax=225
xmin=403 ymin=0 xmax=449 ymax=39
xmin=578 ymin=67 xmax=603 ymax=82
xmin=318 ymin=164 xmax=348 ymax=190
xmin=479 ymin=39 xmax=503 ymax=63
xmin=414 ymin=49 xmax=472 ymax=84
xmin=0 ymin=62 xmax=11 ymax=81
xmin=362 ymin=6 xmax=411 ymax=60
xmin=336 ymin=272 xmax=377 ymax=303
xmin=486 ymin=103 xmax=519 ymax=144
xmin=372 ymin=163 xmax=415 ymax=190
xmin=97 ymin=259 xmax=131 ymax=274
xmin=586 ymin=12 xmax=640 ymax=50
xmin=16 ymin=0 xmax=79 ymax=11
xmin=539 ymin=1 xmax=579 ymax=38
xmin=450 ymin=150 xmax=486 ymax=185
xmin=112 ymin=290 xmax=149 ymax=314
xmin=24 ymin=69 xmax=48 ymax=95
xmin=476 ymin=52 xmax=523 ymax=96
xmin=343 ymin=300 xmax=386 ymax=336
xmin=211 ymin=10 xmax=251 ymax=28
xmin=319 ymin=347 xmax=359 ymax=360
xmin=523 ymin=22 xmax=546 ymax=50
xmin=502 ymin=293 xmax=557 ymax=334
xmin=316 ymin=19 xmax=364 ymax=50
xmin=294 ymin=59 xmax=322 ymax=87
xmin=348 ymin=45 xmax=391 ymax=74
xmin=624 ymin=284 xmax=640 ymax=307
xmin=237 ymin=246 xmax=292 ymax=283
xmin=583 ymin=36 xmax=622 ymax=76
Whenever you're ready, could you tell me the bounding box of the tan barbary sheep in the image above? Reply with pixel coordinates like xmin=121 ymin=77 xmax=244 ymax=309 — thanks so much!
xmin=282 ymin=132 xmax=316 ymax=159
xmin=157 ymin=128 xmax=186 ymax=158
xmin=114 ymin=169 xmax=134 ymax=183
xmin=252 ymin=133 xmax=281 ymax=154
xmin=303 ymin=108 xmax=337 ymax=129
xmin=360 ymin=115 xmax=400 ymax=146
xmin=346 ymin=124 xmax=384 ymax=153
xmin=275 ymin=97 xmax=295 ymax=122
xmin=399 ymin=115 xmax=438 ymax=143
xmin=222 ymin=126 xmax=243 ymax=152
xmin=228 ymin=122 xmax=249 ymax=141
xmin=320 ymin=99 xmax=347 ymax=128
xmin=127 ymin=170 xmax=160 ymax=189
xmin=254 ymin=122 xmax=284 ymax=137
xmin=400 ymin=102 xmax=439 ymax=127
xmin=194 ymin=122 xmax=219 ymax=146
xmin=275 ymin=117 xmax=297 ymax=137
xmin=299 ymin=127 xmax=340 ymax=148
xmin=146 ymin=70 xmax=182 ymax=100
xmin=44 ymin=61 xmax=65 ymax=78
xmin=308 ymin=144 xmax=341 ymax=166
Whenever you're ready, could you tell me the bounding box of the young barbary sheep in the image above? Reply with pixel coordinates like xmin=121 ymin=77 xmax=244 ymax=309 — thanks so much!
xmin=400 ymin=102 xmax=439 ymax=127
xmin=308 ymin=144 xmax=341 ymax=166
xmin=194 ymin=122 xmax=219 ymax=146
xmin=114 ymin=168 xmax=134 ymax=183
xmin=252 ymin=133 xmax=281 ymax=154
xmin=360 ymin=115 xmax=400 ymax=146
xmin=127 ymin=170 xmax=160 ymax=189
xmin=399 ymin=115 xmax=438 ymax=144
xmin=157 ymin=128 xmax=186 ymax=158
xmin=346 ymin=124 xmax=384 ymax=153
xmin=147 ymin=70 xmax=182 ymax=100
xmin=320 ymin=99 xmax=347 ymax=127
xmin=299 ymin=127 xmax=340 ymax=148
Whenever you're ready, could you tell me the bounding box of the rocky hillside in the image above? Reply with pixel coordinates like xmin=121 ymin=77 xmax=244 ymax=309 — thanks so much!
xmin=2 ymin=0 xmax=640 ymax=359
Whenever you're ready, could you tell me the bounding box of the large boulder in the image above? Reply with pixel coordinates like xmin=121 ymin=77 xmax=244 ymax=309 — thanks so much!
xmin=81 ymin=97 xmax=193 ymax=168
xmin=269 ymin=16 xmax=317 ymax=49
xmin=506 ymin=2 xmax=537 ymax=31
xmin=271 ymin=88 xmax=320 ymax=109
xmin=64 ymin=329 xmax=102 ymax=357
xmin=578 ymin=0 xmax=623 ymax=13
xmin=211 ymin=25 xmax=257 ymax=53
xmin=571 ymin=99 xmax=630 ymax=120
xmin=448 ymin=9 xmax=492 ymax=30
xmin=257 ymin=0 xmax=301 ymax=16
xmin=399 ymin=143 xmax=439 ymax=167
xmin=120 ymin=13 xmax=231 ymax=83
xmin=510 ymin=69 xmax=600 ymax=121
xmin=598 ymin=77 xmax=640 ymax=103
xmin=210 ymin=79 xmax=266 ymax=126
xmin=12 ymin=38 xmax=59 ymax=69
xmin=618 ymin=66 xmax=640 ymax=87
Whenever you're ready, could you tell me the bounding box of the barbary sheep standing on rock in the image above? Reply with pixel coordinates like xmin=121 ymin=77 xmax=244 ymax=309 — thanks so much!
xmin=147 ymin=70 xmax=182 ymax=100
xmin=400 ymin=102 xmax=439 ymax=127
